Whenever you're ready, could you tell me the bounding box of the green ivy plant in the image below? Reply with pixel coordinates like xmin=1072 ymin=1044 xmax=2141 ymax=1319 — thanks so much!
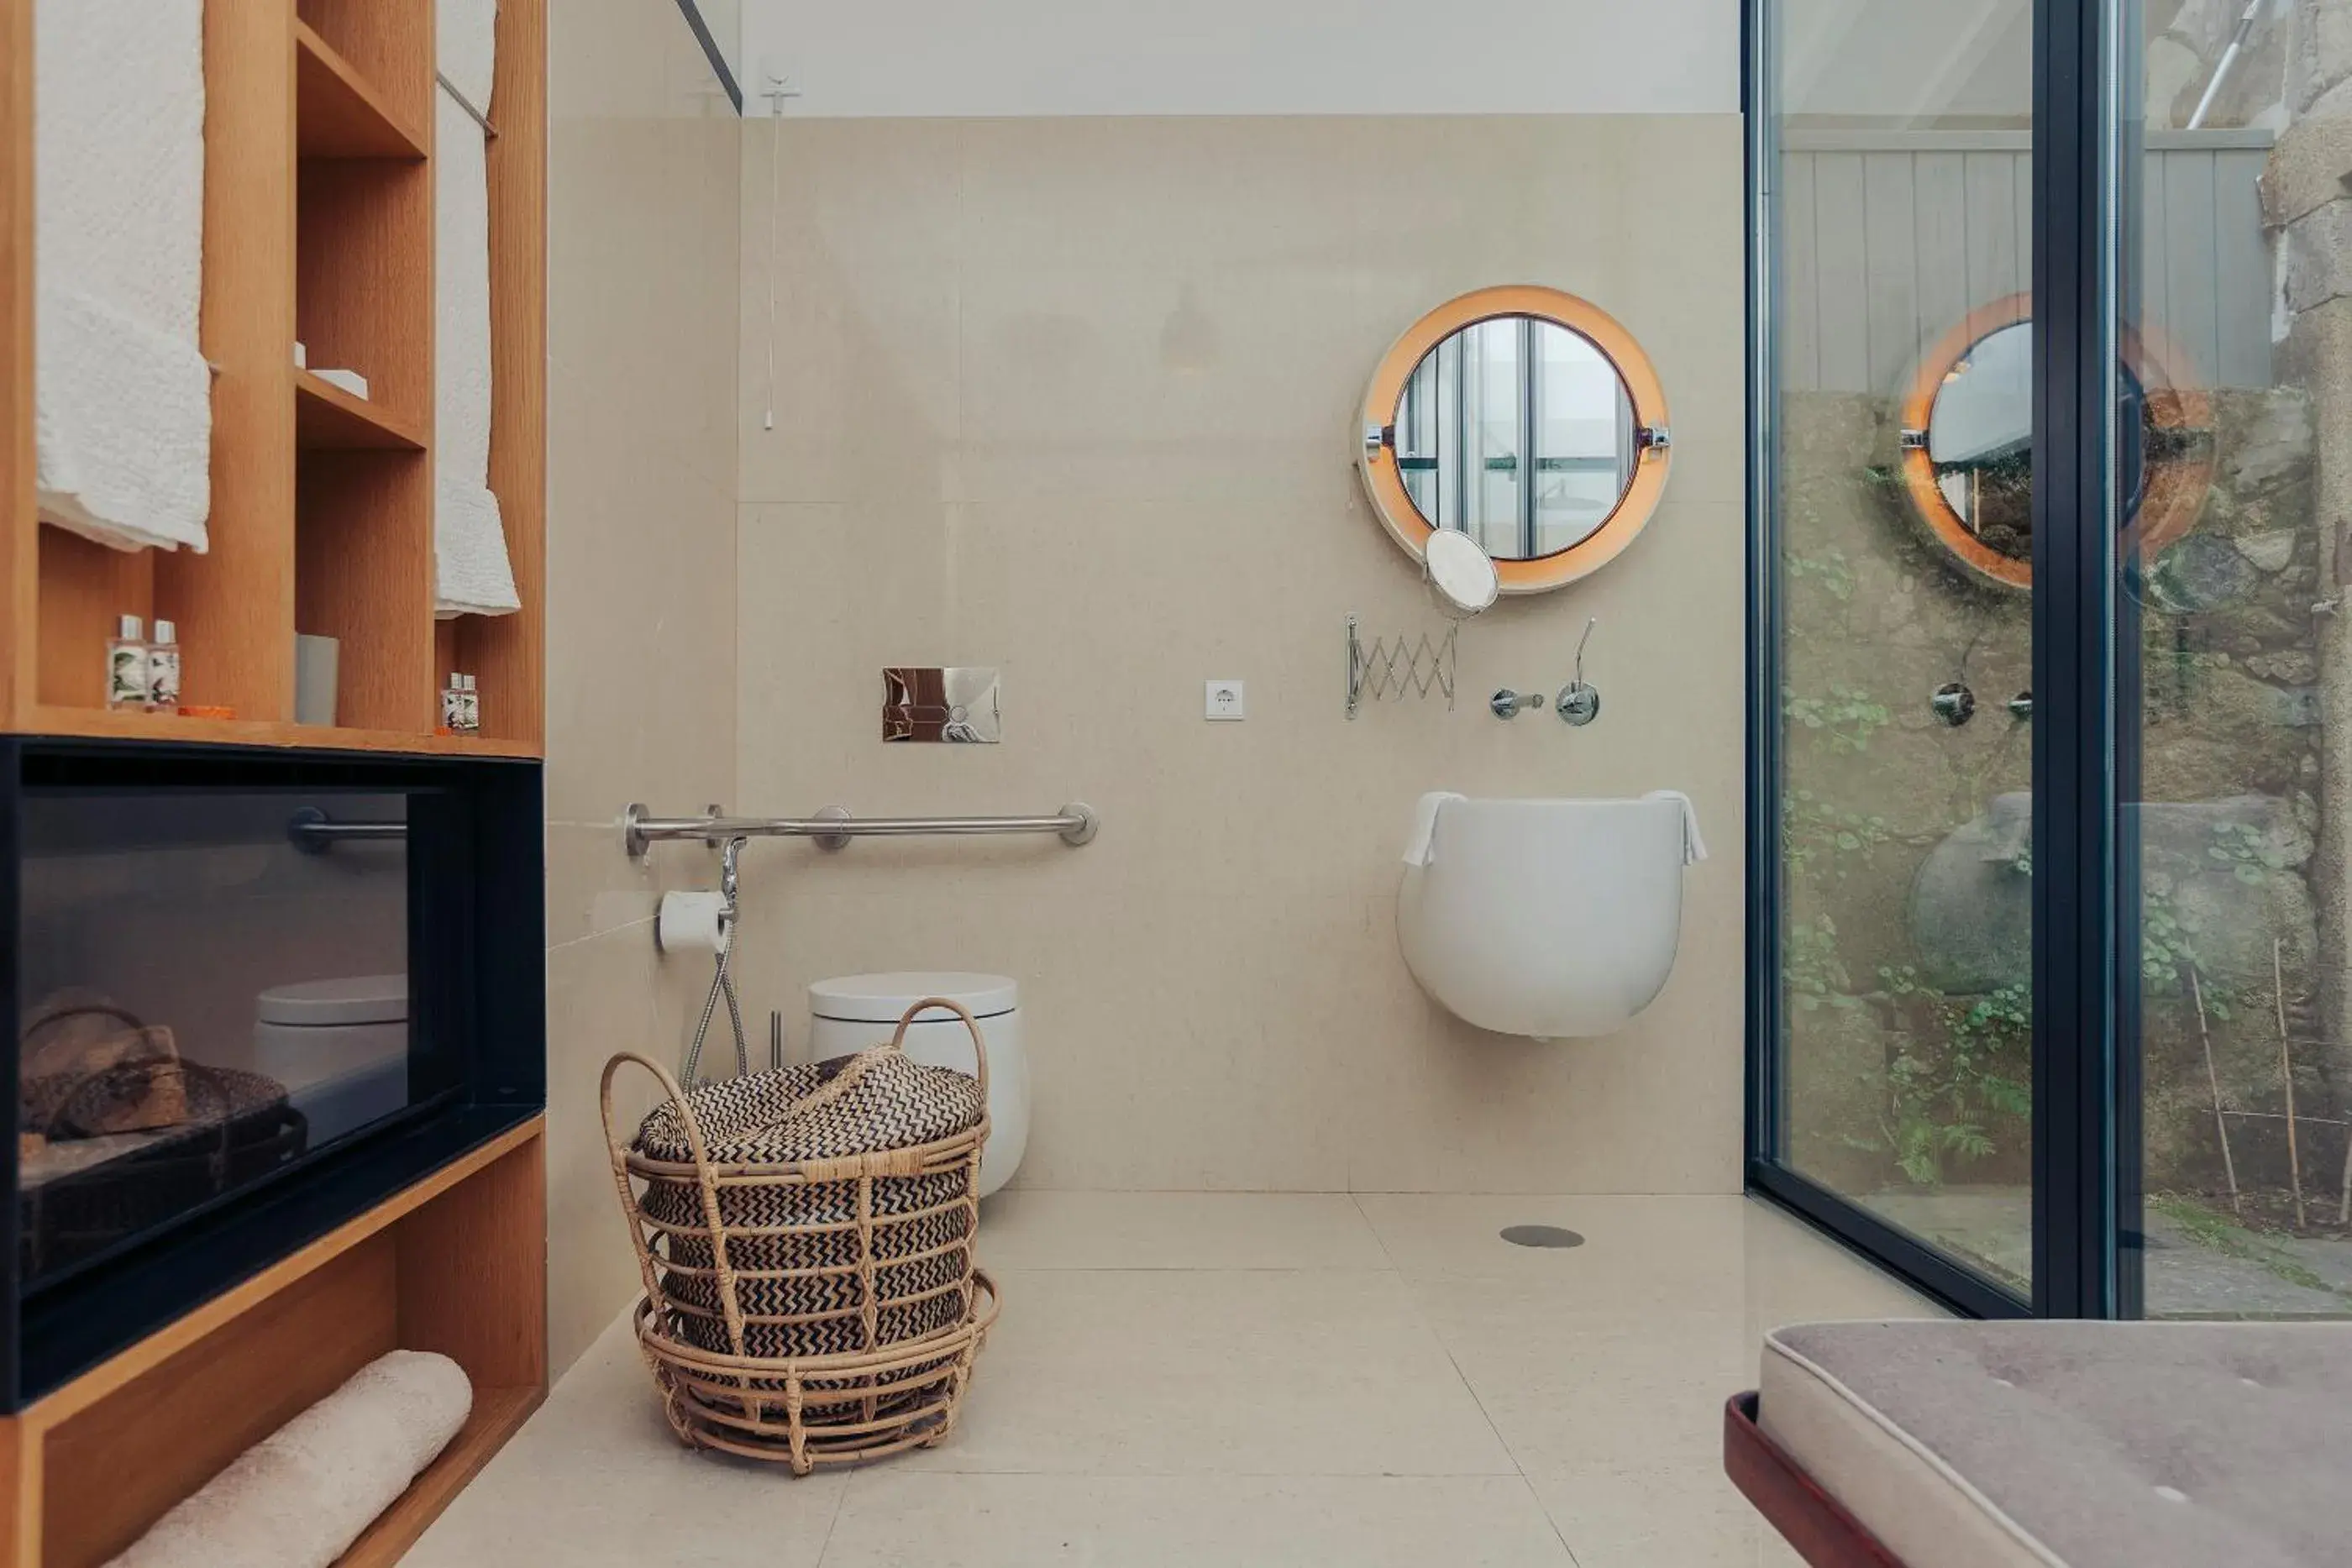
xmin=1787 ymin=548 xmax=1858 ymax=603
xmin=1783 ymin=914 xmax=1859 ymax=1015
xmin=1870 ymin=968 xmax=2033 ymax=1186
xmin=1783 ymin=684 xmax=1893 ymax=754
xmin=1784 ymin=790 xmax=1894 ymax=884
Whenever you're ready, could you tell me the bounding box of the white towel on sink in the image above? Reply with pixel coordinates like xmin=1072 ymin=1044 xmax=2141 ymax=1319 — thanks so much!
xmin=1402 ymin=792 xmax=1466 ymax=868
xmin=34 ymin=0 xmax=211 ymax=554
xmin=1645 ymin=790 xmax=1709 ymax=865
xmin=433 ymin=1 xmax=520 ymax=616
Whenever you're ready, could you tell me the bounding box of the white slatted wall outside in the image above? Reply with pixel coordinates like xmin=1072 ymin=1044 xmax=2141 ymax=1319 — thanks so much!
xmin=1778 ymin=129 xmax=2276 ymax=392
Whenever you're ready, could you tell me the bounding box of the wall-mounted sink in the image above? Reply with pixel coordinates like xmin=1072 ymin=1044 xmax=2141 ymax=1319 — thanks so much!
xmin=1398 ymin=793 xmax=1704 ymax=1039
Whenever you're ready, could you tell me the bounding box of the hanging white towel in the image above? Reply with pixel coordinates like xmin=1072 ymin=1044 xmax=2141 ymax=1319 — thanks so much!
xmin=33 ymin=0 xmax=211 ymax=554
xmin=433 ymin=3 xmax=520 ymax=616
xmin=1403 ymin=792 xmax=1467 ymax=868
xmin=438 ymin=0 xmax=499 ymax=117
xmin=1644 ymin=789 xmax=1709 ymax=866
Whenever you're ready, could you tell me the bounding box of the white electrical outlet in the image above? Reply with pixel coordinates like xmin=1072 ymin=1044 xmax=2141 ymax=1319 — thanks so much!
xmin=1205 ymin=679 xmax=1247 ymax=721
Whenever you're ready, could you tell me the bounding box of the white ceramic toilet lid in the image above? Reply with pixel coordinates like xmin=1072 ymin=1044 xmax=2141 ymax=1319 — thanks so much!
xmin=256 ymin=973 xmax=409 ymax=1027
xmin=811 ymin=972 xmax=1018 ymax=1024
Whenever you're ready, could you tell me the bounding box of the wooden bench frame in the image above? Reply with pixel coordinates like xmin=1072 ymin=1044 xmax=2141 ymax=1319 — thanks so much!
xmin=1724 ymin=1392 xmax=1908 ymax=1568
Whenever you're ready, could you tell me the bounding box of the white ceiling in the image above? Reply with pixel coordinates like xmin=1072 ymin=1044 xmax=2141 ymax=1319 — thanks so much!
xmin=732 ymin=0 xmax=1744 ymax=118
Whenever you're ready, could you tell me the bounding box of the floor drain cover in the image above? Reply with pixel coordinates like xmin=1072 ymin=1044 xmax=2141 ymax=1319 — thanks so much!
xmin=1501 ymin=1225 xmax=1585 ymax=1249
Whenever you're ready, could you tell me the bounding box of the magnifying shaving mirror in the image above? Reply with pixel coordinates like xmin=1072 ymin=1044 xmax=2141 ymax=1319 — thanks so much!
xmin=1425 ymin=528 xmax=1500 ymax=616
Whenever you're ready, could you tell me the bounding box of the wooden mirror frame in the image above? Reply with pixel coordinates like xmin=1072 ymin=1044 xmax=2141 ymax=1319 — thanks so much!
xmin=1898 ymin=291 xmax=2213 ymax=590
xmin=1357 ymin=286 xmax=1672 ymax=596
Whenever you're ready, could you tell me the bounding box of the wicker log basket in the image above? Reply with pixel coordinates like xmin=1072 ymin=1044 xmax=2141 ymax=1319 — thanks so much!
xmin=601 ymin=997 xmax=1000 ymax=1474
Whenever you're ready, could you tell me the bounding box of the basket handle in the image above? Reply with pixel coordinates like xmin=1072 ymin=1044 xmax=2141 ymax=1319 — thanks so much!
xmin=888 ymin=996 xmax=990 ymax=1102
xmin=600 ymin=1051 xmax=750 ymax=1361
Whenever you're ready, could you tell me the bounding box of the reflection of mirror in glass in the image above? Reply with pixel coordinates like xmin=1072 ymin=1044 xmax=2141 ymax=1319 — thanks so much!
xmin=1394 ymin=317 xmax=1637 ymax=561
xmin=1927 ymin=321 xmax=2157 ymax=570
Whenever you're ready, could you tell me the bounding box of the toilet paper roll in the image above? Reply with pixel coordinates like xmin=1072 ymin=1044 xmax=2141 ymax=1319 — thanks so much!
xmin=656 ymin=891 xmax=727 ymax=955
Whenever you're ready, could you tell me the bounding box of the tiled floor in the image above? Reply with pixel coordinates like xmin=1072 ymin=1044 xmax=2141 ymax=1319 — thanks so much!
xmin=406 ymin=1193 xmax=1940 ymax=1566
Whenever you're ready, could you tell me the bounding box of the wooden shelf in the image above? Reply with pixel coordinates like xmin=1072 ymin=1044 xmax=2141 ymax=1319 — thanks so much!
xmin=21 ymin=704 xmax=542 ymax=758
xmin=3 ymin=1120 xmax=547 ymax=1568
xmin=295 ymin=366 xmax=424 ymax=449
xmin=6 ymin=0 xmax=547 ymax=758
xmin=295 ymin=21 xmax=425 ymax=160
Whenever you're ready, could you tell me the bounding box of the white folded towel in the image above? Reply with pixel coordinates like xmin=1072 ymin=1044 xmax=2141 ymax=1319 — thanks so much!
xmin=35 ymin=289 xmax=212 ymax=552
xmin=1645 ymin=789 xmax=1709 ymax=866
xmin=34 ymin=0 xmax=210 ymax=554
xmin=434 ymin=476 xmax=518 ymax=616
xmin=432 ymin=13 xmax=520 ymax=618
xmin=105 ymin=1350 xmax=472 ymax=1568
xmin=1403 ymin=791 xmax=1467 ymax=868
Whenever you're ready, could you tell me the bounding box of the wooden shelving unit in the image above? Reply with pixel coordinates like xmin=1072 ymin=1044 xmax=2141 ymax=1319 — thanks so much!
xmin=1 ymin=0 xmax=545 ymax=756
xmin=0 ymin=1 xmax=552 ymax=1560
xmin=1 ymin=1120 xmax=549 ymax=1568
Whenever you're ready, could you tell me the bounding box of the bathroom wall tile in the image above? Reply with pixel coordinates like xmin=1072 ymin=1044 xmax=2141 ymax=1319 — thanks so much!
xmin=542 ymin=0 xmax=741 ymax=1378
xmin=958 ymin=116 xmax=1369 ymax=274
xmin=978 ymin=1190 xmax=1389 ymax=1271
xmin=821 ymin=1473 xmax=1574 ymax=1568
xmin=545 ymin=457 xmax=737 ymax=827
xmin=542 ymin=928 xmax=662 ymax=1375
xmin=894 ymin=1267 xmax=1516 ymax=1476
xmin=737 ymin=113 xmax=1748 ymax=1195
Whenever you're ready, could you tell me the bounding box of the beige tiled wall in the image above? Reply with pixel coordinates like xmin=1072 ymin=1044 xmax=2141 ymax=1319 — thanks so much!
xmin=542 ymin=0 xmax=740 ymax=1374
xmin=731 ymin=115 xmax=1748 ymax=1193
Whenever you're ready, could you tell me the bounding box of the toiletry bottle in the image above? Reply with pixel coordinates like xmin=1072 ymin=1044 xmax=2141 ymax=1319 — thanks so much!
xmin=459 ymin=674 xmax=481 ymax=734
xmin=107 ymin=616 xmax=150 ymax=711
xmin=148 ymin=620 xmax=182 ymax=712
xmin=442 ymin=673 xmax=465 ymax=732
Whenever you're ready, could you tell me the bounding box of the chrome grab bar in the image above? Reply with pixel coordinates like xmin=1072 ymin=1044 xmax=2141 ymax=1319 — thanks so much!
xmin=623 ymin=801 xmax=1100 ymax=858
xmin=287 ymin=806 xmax=407 ymax=852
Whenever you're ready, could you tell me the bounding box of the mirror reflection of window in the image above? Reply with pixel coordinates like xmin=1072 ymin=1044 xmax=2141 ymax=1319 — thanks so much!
xmin=1394 ymin=316 xmax=1635 ymax=560
xmin=1929 ymin=321 xmax=2034 ymax=557
xmin=1924 ymin=319 xmax=2160 ymax=573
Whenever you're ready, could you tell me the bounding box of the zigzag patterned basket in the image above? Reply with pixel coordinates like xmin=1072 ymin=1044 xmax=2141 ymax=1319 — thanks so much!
xmin=601 ymin=998 xmax=999 ymax=1473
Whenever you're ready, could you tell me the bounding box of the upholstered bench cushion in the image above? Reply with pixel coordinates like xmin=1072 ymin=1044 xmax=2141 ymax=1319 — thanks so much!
xmin=1758 ymin=1320 xmax=2352 ymax=1568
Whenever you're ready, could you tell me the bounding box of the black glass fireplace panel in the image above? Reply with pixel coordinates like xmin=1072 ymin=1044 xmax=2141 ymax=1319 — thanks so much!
xmin=14 ymin=784 xmax=452 ymax=1289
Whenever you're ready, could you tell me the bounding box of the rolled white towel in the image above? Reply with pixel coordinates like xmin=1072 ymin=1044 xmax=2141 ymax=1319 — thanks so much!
xmin=1644 ymin=789 xmax=1709 ymax=866
xmin=1402 ymin=791 xmax=1467 ymax=868
xmin=106 ymin=1350 xmax=474 ymax=1568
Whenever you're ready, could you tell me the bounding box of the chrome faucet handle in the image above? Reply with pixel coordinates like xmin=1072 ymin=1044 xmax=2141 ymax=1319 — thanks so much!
xmin=1491 ymin=688 xmax=1546 ymax=720
xmin=1557 ymin=617 xmax=1600 ymax=726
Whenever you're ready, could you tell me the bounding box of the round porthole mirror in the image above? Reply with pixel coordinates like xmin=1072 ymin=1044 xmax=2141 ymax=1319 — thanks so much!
xmin=1359 ymin=286 xmax=1672 ymax=595
xmin=1899 ymin=293 xmax=2213 ymax=590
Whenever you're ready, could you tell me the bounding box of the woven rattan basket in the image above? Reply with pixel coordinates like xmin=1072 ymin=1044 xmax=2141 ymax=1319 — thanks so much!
xmin=601 ymin=997 xmax=1000 ymax=1473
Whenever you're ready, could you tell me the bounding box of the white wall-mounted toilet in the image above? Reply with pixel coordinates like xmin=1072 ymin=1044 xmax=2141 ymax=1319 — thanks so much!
xmin=808 ymin=972 xmax=1029 ymax=1198
xmin=251 ymin=973 xmax=410 ymax=1147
